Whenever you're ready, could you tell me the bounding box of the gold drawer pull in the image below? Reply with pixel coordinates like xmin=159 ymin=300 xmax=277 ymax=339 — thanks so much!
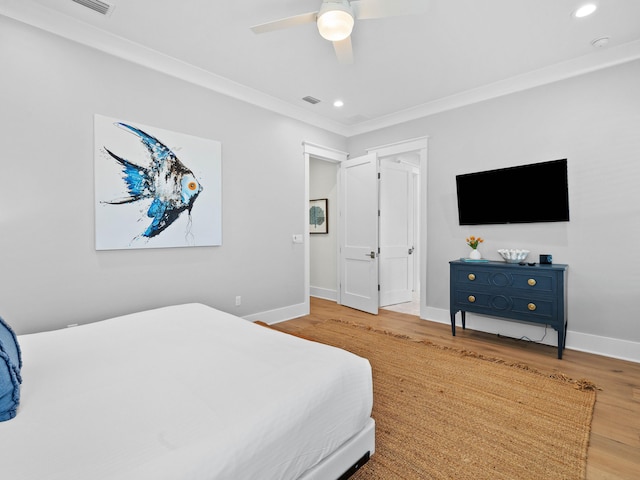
xmin=468 ymin=295 xmax=476 ymax=303
xmin=468 ymin=273 xmax=476 ymax=281
xmin=528 ymin=278 xmax=537 ymax=286
xmin=528 ymin=303 xmax=537 ymax=311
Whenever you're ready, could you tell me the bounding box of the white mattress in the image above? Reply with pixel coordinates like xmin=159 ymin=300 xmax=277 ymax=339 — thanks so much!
xmin=0 ymin=303 xmax=373 ymax=480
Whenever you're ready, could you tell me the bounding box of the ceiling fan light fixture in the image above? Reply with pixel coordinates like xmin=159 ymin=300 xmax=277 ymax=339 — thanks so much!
xmin=317 ymin=2 xmax=354 ymax=42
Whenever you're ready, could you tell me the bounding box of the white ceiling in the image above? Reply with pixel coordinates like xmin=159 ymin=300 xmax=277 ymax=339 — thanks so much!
xmin=3 ymin=0 xmax=640 ymax=136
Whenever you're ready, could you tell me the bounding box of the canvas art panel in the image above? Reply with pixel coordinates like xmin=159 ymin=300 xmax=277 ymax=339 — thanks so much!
xmin=94 ymin=114 xmax=222 ymax=250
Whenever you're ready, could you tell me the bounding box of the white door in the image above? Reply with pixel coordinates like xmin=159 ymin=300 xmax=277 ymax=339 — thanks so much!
xmin=379 ymin=159 xmax=416 ymax=307
xmin=339 ymin=153 xmax=379 ymax=314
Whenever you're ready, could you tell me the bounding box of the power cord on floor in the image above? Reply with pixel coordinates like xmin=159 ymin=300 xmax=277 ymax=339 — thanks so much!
xmin=497 ymin=325 xmax=548 ymax=343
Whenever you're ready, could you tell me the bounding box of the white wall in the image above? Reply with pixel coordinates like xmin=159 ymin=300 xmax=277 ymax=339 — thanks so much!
xmin=2 ymin=14 xmax=639 ymax=361
xmin=309 ymin=158 xmax=338 ymax=300
xmin=348 ymin=60 xmax=640 ymax=360
xmin=0 ymin=16 xmax=346 ymax=334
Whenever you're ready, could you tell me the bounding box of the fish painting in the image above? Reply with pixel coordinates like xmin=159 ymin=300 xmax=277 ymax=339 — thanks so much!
xmin=102 ymin=123 xmax=203 ymax=239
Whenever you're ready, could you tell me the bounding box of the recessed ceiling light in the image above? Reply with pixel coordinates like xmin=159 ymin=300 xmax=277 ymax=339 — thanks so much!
xmin=333 ymin=100 xmax=344 ymax=108
xmin=573 ymin=3 xmax=597 ymax=18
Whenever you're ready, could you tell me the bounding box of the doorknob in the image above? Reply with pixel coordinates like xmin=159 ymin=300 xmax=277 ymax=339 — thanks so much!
xmin=408 ymin=247 xmax=414 ymax=255
xmin=365 ymin=251 xmax=376 ymax=259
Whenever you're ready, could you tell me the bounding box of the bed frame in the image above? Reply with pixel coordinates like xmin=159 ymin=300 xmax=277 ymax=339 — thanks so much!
xmin=299 ymin=418 xmax=375 ymax=480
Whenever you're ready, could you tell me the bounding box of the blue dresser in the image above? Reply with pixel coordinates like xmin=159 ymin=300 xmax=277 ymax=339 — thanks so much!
xmin=449 ymin=260 xmax=568 ymax=359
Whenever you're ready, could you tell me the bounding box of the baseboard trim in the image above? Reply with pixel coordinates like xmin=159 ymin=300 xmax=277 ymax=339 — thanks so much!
xmin=565 ymin=330 xmax=640 ymax=364
xmin=310 ymin=287 xmax=338 ymax=302
xmin=243 ymin=302 xmax=308 ymax=325
xmin=422 ymin=306 xmax=640 ymax=364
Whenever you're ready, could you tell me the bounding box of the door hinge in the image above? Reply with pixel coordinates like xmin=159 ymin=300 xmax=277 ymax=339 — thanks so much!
xmin=378 ymin=172 xmax=381 ymax=179
xmin=378 ymin=284 xmax=380 ymax=291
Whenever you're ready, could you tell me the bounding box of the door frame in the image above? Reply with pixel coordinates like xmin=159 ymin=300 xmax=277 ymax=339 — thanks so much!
xmin=366 ymin=137 xmax=428 ymax=319
xmin=302 ymin=142 xmax=348 ymax=316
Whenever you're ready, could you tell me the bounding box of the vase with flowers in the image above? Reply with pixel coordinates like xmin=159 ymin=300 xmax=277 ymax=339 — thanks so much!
xmin=466 ymin=236 xmax=484 ymax=260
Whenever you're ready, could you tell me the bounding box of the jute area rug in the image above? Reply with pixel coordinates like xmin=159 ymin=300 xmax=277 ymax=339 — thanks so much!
xmin=297 ymin=319 xmax=597 ymax=480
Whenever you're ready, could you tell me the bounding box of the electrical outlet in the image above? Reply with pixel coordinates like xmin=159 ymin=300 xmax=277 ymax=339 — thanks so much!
xmin=235 ymin=296 xmax=241 ymax=306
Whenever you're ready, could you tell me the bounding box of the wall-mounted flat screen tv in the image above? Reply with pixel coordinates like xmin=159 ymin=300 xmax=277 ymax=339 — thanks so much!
xmin=456 ymin=159 xmax=569 ymax=225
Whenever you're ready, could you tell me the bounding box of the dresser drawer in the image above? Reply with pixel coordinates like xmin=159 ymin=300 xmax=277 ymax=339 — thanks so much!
xmin=453 ymin=290 xmax=555 ymax=321
xmin=454 ymin=268 xmax=555 ymax=294
xmin=510 ymin=273 xmax=554 ymax=293
xmin=453 ymin=268 xmax=493 ymax=286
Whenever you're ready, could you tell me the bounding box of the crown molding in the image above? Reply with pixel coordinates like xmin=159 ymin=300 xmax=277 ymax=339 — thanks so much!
xmin=343 ymin=38 xmax=640 ymax=137
xmin=4 ymin=0 xmax=640 ymax=138
xmin=0 ymin=0 xmax=347 ymax=135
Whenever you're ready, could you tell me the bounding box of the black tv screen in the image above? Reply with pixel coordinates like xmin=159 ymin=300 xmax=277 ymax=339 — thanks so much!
xmin=456 ymin=159 xmax=569 ymax=225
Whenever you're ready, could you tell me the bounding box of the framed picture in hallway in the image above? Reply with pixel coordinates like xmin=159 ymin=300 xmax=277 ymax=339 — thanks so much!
xmin=309 ymin=198 xmax=328 ymax=234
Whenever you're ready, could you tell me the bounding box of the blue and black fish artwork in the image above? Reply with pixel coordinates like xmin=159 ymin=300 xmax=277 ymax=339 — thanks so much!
xmin=103 ymin=123 xmax=203 ymax=239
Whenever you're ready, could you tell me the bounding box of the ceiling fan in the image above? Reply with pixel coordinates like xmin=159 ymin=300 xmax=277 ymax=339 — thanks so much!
xmin=250 ymin=0 xmax=428 ymax=64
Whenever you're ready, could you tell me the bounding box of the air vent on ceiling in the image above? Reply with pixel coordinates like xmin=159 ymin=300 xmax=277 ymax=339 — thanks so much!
xmin=302 ymin=96 xmax=321 ymax=105
xmin=72 ymin=0 xmax=115 ymax=16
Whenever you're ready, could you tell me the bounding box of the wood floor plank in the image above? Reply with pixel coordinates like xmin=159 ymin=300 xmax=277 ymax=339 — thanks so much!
xmin=272 ymin=297 xmax=640 ymax=480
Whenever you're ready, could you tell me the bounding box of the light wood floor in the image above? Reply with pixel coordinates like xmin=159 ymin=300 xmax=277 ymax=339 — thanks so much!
xmin=274 ymin=297 xmax=640 ymax=480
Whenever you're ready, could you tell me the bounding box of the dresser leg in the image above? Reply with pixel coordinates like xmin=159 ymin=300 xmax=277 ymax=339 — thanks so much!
xmin=557 ymin=325 xmax=566 ymax=359
xmin=461 ymin=311 xmax=466 ymax=330
xmin=450 ymin=312 xmax=456 ymax=336
xmin=557 ymin=330 xmax=563 ymax=359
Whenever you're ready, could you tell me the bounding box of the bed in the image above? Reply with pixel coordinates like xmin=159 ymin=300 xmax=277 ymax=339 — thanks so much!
xmin=0 ymin=303 xmax=374 ymax=480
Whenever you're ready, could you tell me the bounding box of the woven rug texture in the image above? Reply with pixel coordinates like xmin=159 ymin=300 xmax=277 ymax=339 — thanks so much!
xmin=298 ymin=319 xmax=597 ymax=480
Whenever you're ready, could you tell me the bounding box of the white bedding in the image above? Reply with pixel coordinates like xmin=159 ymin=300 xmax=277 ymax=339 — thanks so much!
xmin=0 ymin=303 xmax=373 ymax=480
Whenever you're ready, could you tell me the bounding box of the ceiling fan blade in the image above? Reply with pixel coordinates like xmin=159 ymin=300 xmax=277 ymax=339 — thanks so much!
xmin=351 ymin=0 xmax=429 ymax=20
xmin=333 ymin=37 xmax=354 ymax=64
xmin=250 ymin=11 xmax=317 ymax=34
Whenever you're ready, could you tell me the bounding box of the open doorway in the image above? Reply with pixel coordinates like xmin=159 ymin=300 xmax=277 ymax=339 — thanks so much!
xmin=309 ymin=157 xmax=339 ymax=302
xmin=379 ymin=153 xmax=421 ymax=316
xmin=365 ymin=137 xmax=428 ymax=319
xmin=303 ymin=138 xmax=427 ymax=320
xmin=302 ymin=142 xmax=348 ymax=316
